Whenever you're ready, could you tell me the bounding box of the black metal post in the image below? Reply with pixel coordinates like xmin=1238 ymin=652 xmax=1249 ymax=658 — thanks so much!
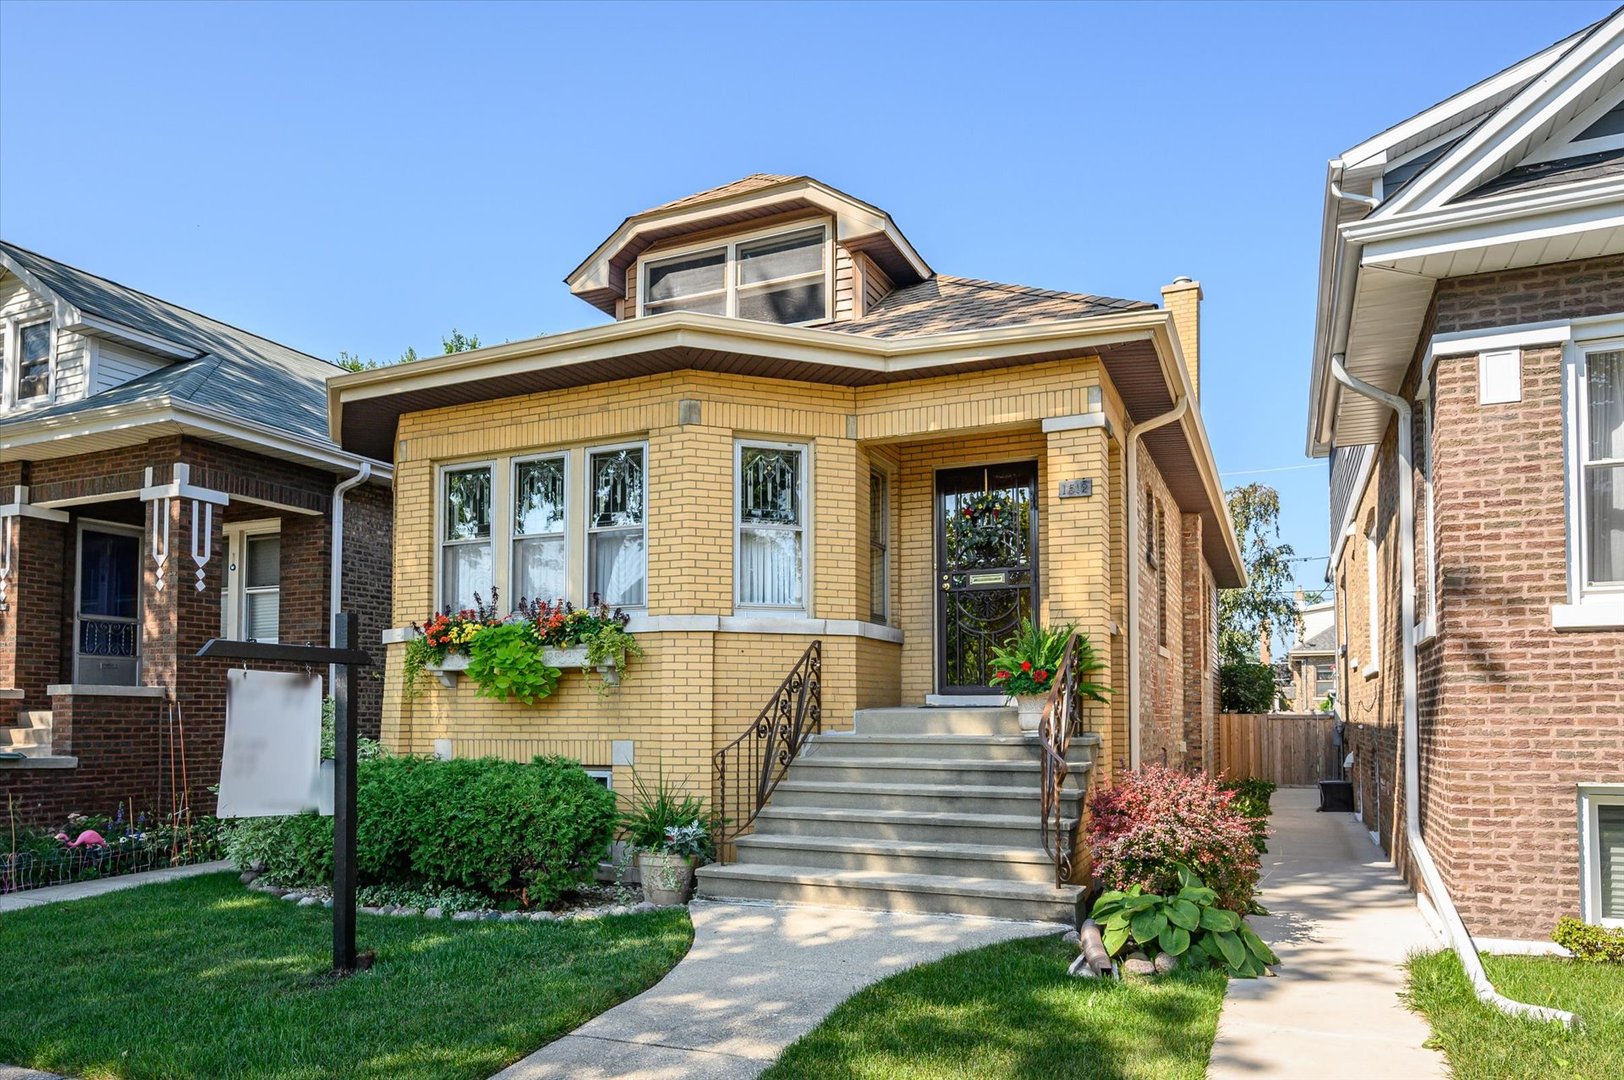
xmin=332 ymin=612 xmax=358 ymax=974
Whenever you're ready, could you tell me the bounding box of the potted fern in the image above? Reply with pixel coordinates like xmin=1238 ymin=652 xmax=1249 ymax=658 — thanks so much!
xmin=989 ymin=621 xmax=1109 ymax=733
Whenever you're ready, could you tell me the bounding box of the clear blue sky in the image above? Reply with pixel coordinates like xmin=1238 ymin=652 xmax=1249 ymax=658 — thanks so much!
xmin=2 ymin=0 xmax=1612 ymax=598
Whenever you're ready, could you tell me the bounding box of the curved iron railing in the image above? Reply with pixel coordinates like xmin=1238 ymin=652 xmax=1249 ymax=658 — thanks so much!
xmin=713 ymin=640 xmax=821 ymax=861
xmin=1037 ymin=632 xmax=1090 ymax=887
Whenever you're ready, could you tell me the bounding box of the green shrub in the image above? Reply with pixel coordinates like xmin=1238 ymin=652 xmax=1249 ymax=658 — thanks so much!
xmin=224 ymin=755 xmax=617 ymax=907
xmin=1219 ymin=662 xmax=1278 ymax=713
xmin=1552 ymin=916 xmax=1624 ymax=963
xmin=1220 ymin=776 xmax=1275 ymax=853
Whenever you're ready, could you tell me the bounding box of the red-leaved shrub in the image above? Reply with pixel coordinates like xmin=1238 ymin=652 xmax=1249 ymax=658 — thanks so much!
xmin=1086 ymin=764 xmax=1261 ymax=912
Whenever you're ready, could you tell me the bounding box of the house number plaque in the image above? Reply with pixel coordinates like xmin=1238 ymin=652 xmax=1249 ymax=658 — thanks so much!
xmin=1058 ymin=478 xmax=1093 ymax=498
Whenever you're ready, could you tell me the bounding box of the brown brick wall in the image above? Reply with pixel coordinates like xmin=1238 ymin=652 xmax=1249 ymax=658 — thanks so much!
xmin=1338 ymin=255 xmax=1624 ymax=939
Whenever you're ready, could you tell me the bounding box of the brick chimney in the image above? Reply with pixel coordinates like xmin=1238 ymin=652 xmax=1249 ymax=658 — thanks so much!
xmin=1161 ymin=277 xmax=1202 ymax=399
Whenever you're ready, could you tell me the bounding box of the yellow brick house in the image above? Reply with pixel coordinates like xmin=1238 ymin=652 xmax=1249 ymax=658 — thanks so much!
xmin=329 ymin=175 xmax=1243 ymax=918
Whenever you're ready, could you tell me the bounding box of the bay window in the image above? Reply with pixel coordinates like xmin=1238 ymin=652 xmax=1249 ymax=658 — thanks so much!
xmin=640 ymin=225 xmax=829 ymax=325
xmin=589 ymin=446 xmax=646 ymax=607
xmin=441 ymin=464 xmax=493 ymax=611
xmin=513 ymin=455 xmax=567 ymax=605
xmin=736 ymin=441 xmax=807 ymax=613
xmin=869 ymin=469 xmax=889 ymax=623
xmin=1581 ymin=348 xmax=1624 ymax=592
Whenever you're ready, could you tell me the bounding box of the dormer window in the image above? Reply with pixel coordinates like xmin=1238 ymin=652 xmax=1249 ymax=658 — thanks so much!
xmin=640 ymin=225 xmax=830 ymax=325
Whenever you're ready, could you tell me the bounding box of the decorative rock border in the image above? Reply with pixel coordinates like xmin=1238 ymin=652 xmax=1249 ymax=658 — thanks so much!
xmin=241 ymin=871 xmax=684 ymax=922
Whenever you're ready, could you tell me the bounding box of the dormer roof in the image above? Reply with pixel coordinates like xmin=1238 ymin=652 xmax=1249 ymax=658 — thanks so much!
xmin=566 ymin=174 xmax=932 ymax=316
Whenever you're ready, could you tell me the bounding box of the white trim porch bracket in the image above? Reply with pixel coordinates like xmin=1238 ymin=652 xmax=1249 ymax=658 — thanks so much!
xmin=140 ymin=465 xmax=228 ymax=593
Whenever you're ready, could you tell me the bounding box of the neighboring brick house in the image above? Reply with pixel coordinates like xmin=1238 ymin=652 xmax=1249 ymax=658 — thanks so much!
xmin=0 ymin=243 xmax=393 ymax=826
xmin=1284 ymin=598 xmax=1335 ymax=713
xmin=328 ymin=174 xmax=1244 ymax=917
xmin=1306 ymin=13 xmax=1624 ymax=942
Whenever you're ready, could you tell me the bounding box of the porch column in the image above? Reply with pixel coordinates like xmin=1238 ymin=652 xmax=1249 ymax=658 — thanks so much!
xmin=138 ymin=466 xmax=229 ymax=692
xmin=0 ymin=489 xmax=71 ymax=710
xmin=1041 ymin=418 xmax=1122 ymax=778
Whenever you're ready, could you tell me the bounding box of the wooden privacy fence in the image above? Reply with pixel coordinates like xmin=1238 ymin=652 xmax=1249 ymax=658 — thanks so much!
xmin=1218 ymin=713 xmax=1337 ymax=786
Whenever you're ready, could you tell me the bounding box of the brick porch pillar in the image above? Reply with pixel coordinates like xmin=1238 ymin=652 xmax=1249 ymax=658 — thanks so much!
xmin=1 ymin=502 xmax=71 ymax=711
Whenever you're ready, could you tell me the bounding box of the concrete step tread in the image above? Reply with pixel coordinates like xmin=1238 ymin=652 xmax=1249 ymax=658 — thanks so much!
xmin=774 ymin=779 xmax=1082 ymax=800
xmin=757 ymin=805 xmax=1078 ymax=830
xmin=813 ymin=732 xmax=1087 ymax=746
xmin=732 ymin=833 xmax=1055 ymax=864
xmin=796 ymin=756 xmax=1049 ymax=771
xmin=696 ymin=861 xmax=1081 ymax=902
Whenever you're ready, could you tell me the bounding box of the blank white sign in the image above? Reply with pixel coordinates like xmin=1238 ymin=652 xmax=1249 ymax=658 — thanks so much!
xmin=217 ymin=668 xmax=324 ymax=818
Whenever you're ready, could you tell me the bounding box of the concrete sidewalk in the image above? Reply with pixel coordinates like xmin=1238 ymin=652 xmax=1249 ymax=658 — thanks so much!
xmin=493 ymin=899 xmax=1057 ymax=1080
xmin=1207 ymin=787 xmax=1446 ymax=1080
xmin=0 ymin=860 xmax=230 ymax=913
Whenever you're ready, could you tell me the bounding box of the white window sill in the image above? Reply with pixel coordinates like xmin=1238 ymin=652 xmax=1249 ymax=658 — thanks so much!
xmin=1414 ymin=617 xmax=1437 ymax=644
xmin=1551 ymin=602 xmax=1624 ymax=631
xmin=1362 ymin=665 xmax=1380 ymax=681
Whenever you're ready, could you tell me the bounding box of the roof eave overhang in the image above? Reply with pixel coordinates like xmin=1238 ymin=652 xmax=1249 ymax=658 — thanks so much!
xmin=564 ymin=178 xmax=933 ymax=315
xmin=1 ymin=396 xmax=392 ymax=482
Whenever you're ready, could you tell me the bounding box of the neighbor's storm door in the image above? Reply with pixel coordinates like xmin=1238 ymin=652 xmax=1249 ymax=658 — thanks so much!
xmin=74 ymin=523 xmax=141 ymax=685
xmin=935 ymin=461 xmax=1039 ymax=694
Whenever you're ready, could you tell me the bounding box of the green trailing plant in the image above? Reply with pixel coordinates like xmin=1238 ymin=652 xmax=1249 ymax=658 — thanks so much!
xmin=466 ymin=621 xmax=562 ymax=705
xmin=1552 ymin=916 xmax=1624 ymax=963
xmin=1091 ymin=864 xmax=1279 ymax=978
xmin=584 ymin=623 xmax=645 ymax=697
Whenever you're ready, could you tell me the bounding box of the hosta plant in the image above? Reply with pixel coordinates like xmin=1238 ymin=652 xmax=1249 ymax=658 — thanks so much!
xmin=1091 ymin=863 xmax=1278 ymax=978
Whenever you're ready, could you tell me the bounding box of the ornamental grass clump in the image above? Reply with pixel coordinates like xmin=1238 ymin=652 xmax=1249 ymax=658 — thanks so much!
xmin=1087 ymin=764 xmax=1261 ymax=913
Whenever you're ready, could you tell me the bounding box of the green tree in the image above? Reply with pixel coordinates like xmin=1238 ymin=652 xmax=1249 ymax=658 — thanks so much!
xmin=1217 ymin=483 xmax=1301 ymax=665
xmin=334 ymin=328 xmax=480 ymax=372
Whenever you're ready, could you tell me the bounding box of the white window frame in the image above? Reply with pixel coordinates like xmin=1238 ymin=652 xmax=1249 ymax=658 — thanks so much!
xmin=3 ymin=311 xmax=55 ymax=411
xmin=223 ymin=520 xmax=282 ymax=643
xmin=868 ymin=466 xmax=890 ymax=624
xmin=1363 ymin=522 xmax=1380 ymax=678
xmin=1417 ymin=379 xmax=1438 ymax=642
xmin=437 ymin=460 xmax=498 ymax=613
xmin=636 ymin=221 xmax=833 ymax=326
xmin=586 ymin=441 xmax=649 ymax=610
xmin=1578 ymin=784 xmax=1624 ymax=928
xmin=1565 ymin=334 xmax=1624 ymax=606
xmin=509 ymin=451 xmax=570 ymax=609
xmin=734 ymin=439 xmax=811 ymax=616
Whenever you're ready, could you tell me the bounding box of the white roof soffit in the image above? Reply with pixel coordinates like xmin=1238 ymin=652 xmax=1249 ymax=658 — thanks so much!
xmin=1329 ymin=266 xmax=1435 ymax=447
xmin=1376 ymin=14 xmax=1624 ymax=217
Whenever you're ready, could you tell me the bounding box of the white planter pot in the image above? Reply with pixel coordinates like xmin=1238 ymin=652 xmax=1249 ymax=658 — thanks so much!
xmin=1011 ymin=694 xmax=1047 ymax=734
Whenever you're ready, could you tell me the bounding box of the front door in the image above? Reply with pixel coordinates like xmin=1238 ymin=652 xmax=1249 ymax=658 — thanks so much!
xmin=935 ymin=461 xmax=1039 ymax=694
xmin=74 ymin=523 xmax=141 ymax=685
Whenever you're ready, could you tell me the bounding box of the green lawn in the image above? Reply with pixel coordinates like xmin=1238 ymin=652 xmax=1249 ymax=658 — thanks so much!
xmin=763 ymin=934 xmax=1228 ymax=1080
xmin=0 ymin=872 xmax=692 ymax=1080
xmin=1406 ymin=951 xmax=1624 ymax=1080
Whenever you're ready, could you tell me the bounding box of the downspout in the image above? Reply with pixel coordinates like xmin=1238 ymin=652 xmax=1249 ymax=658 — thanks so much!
xmin=329 ymin=462 xmax=373 ymax=687
xmin=1125 ymin=392 xmax=1189 ymax=770
xmin=1330 ymin=356 xmax=1575 ymax=1028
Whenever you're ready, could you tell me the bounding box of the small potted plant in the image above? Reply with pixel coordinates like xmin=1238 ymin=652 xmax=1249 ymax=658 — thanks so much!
xmin=989 ymin=621 xmax=1109 ymax=733
xmin=621 ymin=770 xmax=712 ymax=905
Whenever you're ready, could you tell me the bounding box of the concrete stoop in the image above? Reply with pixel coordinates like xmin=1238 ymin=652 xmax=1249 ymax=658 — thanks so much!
xmin=1 ymin=711 xmax=53 ymax=757
xmin=696 ymin=705 xmax=1093 ymax=923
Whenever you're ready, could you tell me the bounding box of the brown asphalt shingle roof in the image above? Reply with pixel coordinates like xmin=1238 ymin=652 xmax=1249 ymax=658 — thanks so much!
xmin=826 ymin=274 xmax=1153 ymax=339
xmin=643 ymin=174 xmax=799 ymax=215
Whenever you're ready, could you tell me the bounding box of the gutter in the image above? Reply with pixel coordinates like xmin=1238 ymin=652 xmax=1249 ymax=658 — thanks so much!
xmin=328 ymin=462 xmax=373 ymax=686
xmin=1125 ymin=390 xmax=1190 ymax=770
xmin=1330 ymin=356 xmax=1576 ymax=1028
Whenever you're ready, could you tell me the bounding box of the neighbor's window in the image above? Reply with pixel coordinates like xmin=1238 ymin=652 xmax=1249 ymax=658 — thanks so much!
xmin=512 ymin=455 xmax=567 ymax=606
xmin=737 ymin=442 xmax=807 ymax=612
xmin=641 ymin=226 xmax=829 ymax=325
xmin=869 ymin=469 xmax=889 ymax=623
xmin=588 ymin=446 xmax=646 ymax=607
xmin=1579 ymin=786 xmax=1624 ymax=926
xmin=1156 ymin=500 xmax=1169 ymax=648
xmin=241 ymin=532 xmax=281 ymax=642
xmin=16 ymin=321 xmax=51 ymax=402
xmin=441 ymin=465 xmax=493 ymax=611
xmin=1314 ymin=662 xmax=1335 ymax=698
xmin=1582 ymin=349 xmax=1624 ymax=591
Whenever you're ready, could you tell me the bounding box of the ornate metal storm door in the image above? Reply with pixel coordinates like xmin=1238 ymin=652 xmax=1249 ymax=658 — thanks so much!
xmin=935 ymin=461 xmax=1039 ymax=694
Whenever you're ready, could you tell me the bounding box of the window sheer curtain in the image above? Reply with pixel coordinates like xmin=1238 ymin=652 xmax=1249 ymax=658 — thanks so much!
xmin=1588 ymin=351 xmax=1624 ymax=586
xmin=738 ymin=446 xmax=803 ymax=609
xmin=443 ymin=466 xmax=493 ymax=611
xmin=589 ymin=449 xmax=646 ymax=607
xmin=514 ymin=458 xmax=566 ymax=605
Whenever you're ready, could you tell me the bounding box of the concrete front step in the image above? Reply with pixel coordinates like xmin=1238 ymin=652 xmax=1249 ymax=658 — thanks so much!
xmin=695 ymin=862 xmax=1083 ymax=922
xmin=853 ymin=706 xmax=1024 ymax=737
xmin=806 ymin=731 xmax=1092 ymax=763
xmin=787 ymin=755 xmax=1057 ymax=789
xmin=3 ymin=728 xmax=49 ymax=750
xmin=769 ymin=778 xmax=1083 ymax=816
xmin=753 ymin=805 xmax=1075 ymax=848
xmin=731 ymin=833 xmax=1062 ymax=883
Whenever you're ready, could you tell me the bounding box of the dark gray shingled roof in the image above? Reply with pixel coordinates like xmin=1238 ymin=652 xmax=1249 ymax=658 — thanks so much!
xmin=826 ymin=274 xmax=1153 ymax=339
xmin=0 ymin=241 xmax=342 ymax=444
xmin=1294 ymin=624 xmax=1338 ymax=654
xmin=1457 ymin=146 xmax=1624 ymax=201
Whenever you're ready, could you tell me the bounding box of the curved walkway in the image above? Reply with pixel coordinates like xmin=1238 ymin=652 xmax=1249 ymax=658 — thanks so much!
xmin=493 ymin=899 xmax=1058 ymax=1080
xmin=1207 ymin=787 xmax=1447 ymax=1079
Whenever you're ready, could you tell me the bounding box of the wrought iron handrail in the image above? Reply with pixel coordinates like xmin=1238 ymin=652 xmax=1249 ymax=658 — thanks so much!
xmin=713 ymin=640 xmax=822 ymax=862
xmin=1037 ymin=632 xmax=1092 ymax=887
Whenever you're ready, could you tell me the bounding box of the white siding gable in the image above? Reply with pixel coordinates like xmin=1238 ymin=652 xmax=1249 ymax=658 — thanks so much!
xmin=92 ymin=340 xmax=166 ymax=394
xmin=1 ymin=270 xmax=90 ymax=411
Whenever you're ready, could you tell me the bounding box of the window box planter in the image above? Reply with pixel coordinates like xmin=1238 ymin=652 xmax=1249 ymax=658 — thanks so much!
xmin=426 ymin=647 xmax=619 ymax=690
